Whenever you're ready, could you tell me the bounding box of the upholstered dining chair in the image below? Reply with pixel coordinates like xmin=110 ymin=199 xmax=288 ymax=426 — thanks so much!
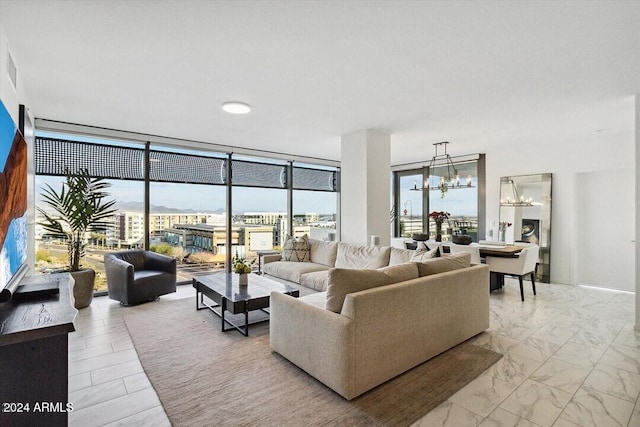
xmin=485 ymin=245 xmax=539 ymax=301
xmin=449 ymin=244 xmax=482 ymax=264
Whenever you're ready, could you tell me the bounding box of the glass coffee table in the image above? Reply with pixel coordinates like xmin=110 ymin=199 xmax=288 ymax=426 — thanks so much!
xmin=193 ymin=273 xmax=299 ymax=336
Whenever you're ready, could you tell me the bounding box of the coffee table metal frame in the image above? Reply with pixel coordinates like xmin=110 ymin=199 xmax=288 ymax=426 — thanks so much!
xmin=193 ymin=273 xmax=299 ymax=336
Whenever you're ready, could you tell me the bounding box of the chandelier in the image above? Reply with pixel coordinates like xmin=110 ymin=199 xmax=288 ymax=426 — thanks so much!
xmin=410 ymin=142 xmax=474 ymax=198
xmin=499 ymin=178 xmax=534 ymax=207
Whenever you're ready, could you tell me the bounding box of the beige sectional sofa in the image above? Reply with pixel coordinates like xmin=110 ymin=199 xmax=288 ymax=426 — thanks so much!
xmin=266 ymin=238 xmax=490 ymax=400
xmin=263 ymin=239 xmax=420 ymax=291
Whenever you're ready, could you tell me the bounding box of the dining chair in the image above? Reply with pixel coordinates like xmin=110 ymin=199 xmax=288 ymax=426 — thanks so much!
xmin=448 ymin=244 xmax=481 ymax=264
xmin=485 ymin=245 xmax=539 ymax=301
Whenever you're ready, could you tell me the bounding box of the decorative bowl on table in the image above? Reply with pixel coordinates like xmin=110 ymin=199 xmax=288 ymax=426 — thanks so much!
xmin=452 ymin=235 xmax=473 ymax=245
xmin=411 ymin=233 xmax=429 ymax=242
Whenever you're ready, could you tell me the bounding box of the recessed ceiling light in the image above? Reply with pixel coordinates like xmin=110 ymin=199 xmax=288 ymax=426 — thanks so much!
xmin=222 ymin=101 xmax=251 ymax=114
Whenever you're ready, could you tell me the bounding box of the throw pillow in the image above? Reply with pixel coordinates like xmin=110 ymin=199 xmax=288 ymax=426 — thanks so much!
xmin=308 ymin=238 xmax=339 ymax=267
xmin=415 ymin=252 xmax=471 ymax=277
xmin=334 ymin=244 xmax=391 ymax=269
xmin=282 ymin=234 xmax=310 ymax=262
xmin=325 ymin=268 xmax=394 ymax=313
xmin=388 ymin=247 xmax=414 ymax=265
xmin=410 ymin=247 xmax=438 ymax=262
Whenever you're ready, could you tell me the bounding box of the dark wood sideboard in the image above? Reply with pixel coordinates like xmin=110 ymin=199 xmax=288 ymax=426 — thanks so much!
xmin=0 ymin=274 xmax=77 ymax=427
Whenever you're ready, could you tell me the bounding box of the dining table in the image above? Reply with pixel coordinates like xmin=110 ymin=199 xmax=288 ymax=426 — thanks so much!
xmin=476 ymin=243 xmax=523 ymax=292
xmin=477 ymin=244 xmax=522 ymax=258
xmin=437 ymin=242 xmax=523 ymax=292
xmin=410 ymin=240 xmax=523 ymax=292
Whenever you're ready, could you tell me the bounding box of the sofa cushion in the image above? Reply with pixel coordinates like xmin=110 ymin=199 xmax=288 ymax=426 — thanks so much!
xmin=335 ymin=244 xmax=391 ymax=269
xmin=309 ymin=239 xmax=339 ymax=267
xmin=388 ymin=247 xmax=413 ymax=266
xmin=263 ymin=261 xmax=327 ymax=283
xmin=300 ymin=270 xmax=330 ymax=291
xmin=415 ymin=252 xmax=471 ymax=277
xmin=410 ymin=247 xmax=438 ymax=262
xmin=299 ymin=291 xmax=327 ymax=308
xmin=283 ymin=234 xmax=310 ymax=262
xmin=325 ymin=263 xmax=419 ymax=313
xmin=377 ymin=262 xmax=419 ymax=282
xmin=132 ymin=270 xmax=173 ymax=287
xmin=325 ymin=268 xmax=395 ymax=313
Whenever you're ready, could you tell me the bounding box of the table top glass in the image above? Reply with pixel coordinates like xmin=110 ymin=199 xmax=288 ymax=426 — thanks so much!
xmin=193 ymin=273 xmax=298 ymax=302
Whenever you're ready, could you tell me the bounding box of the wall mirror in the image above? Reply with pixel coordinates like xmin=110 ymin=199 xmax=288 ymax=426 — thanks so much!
xmin=499 ymin=173 xmax=552 ymax=282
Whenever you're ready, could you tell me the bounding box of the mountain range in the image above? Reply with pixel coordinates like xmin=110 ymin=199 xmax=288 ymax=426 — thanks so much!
xmin=115 ymin=201 xmax=226 ymax=214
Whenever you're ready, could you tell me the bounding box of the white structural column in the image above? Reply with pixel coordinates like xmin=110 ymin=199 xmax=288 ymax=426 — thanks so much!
xmin=340 ymin=129 xmax=390 ymax=246
xmin=636 ymin=94 xmax=639 ymax=331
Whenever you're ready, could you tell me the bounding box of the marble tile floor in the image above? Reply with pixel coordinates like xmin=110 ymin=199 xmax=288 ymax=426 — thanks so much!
xmin=67 ymin=280 xmax=639 ymax=427
xmin=415 ymin=280 xmax=640 ymax=427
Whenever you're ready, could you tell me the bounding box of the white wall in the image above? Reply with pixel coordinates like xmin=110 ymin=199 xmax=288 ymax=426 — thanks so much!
xmin=485 ymin=101 xmax=635 ymax=285
xmin=575 ymin=169 xmax=634 ymax=291
xmin=0 ymin=24 xmax=19 ymax=123
xmin=635 ymin=94 xmax=639 ymax=331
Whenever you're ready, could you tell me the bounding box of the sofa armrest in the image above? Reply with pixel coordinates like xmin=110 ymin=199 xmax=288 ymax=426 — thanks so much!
xmin=144 ymin=251 xmax=177 ymax=274
xmin=262 ymin=253 xmax=282 ymax=264
xmin=269 ymin=292 xmax=356 ymax=399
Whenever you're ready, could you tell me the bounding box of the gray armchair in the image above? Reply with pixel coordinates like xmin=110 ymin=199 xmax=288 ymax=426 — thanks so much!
xmin=104 ymin=250 xmax=177 ymax=305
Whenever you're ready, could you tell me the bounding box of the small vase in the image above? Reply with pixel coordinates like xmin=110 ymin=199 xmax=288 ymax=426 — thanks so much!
xmin=499 ymin=229 xmax=506 ymax=242
xmin=435 ymin=224 xmax=442 ymax=242
xmin=238 ymin=273 xmax=248 ymax=286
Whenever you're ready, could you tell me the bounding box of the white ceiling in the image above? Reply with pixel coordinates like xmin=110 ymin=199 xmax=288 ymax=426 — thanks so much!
xmin=1 ymin=0 xmax=639 ymax=165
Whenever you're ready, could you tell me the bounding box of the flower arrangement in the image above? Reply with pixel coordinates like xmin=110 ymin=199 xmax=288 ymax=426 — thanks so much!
xmin=233 ymin=252 xmax=254 ymax=275
xmin=429 ymin=211 xmax=450 ymax=225
xmin=498 ymin=221 xmax=512 ymax=231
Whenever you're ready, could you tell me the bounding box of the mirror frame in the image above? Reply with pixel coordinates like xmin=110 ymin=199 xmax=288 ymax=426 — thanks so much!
xmin=499 ymin=173 xmax=552 ymax=283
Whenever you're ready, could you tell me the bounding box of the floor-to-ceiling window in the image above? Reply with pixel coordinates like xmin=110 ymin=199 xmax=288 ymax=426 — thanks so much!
xmin=396 ymin=171 xmax=425 ymax=238
xmin=149 ymin=146 xmax=228 ymax=283
xmin=231 ymin=156 xmax=289 ymax=266
xmin=392 ymin=155 xmax=484 ymax=242
xmin=34 ymin=134 xmax=145 ymax=293
xmin=34 ymin=132 xmax=340 ymax=294
xmin=292 ymin=164 xmax=338 ymax=241
xmin=427 ymin=160 xmax=479 ymax=241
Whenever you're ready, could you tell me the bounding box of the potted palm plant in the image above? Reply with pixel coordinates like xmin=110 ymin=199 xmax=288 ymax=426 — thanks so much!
xmin=38 ymin=169 xmax=116 ymax=309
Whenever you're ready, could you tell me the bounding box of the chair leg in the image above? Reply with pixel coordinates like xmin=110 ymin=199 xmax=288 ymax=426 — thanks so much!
xmin=518 ymin=276 xmax=524 ymax=301
xmin=531 ymin=272 xmax=537 ymax=296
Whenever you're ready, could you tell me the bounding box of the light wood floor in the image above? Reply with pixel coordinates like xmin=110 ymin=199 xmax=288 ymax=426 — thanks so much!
xmin=67 ymin=286 xmax=194 ymax=426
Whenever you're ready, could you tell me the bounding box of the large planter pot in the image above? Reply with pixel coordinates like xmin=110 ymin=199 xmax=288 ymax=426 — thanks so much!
xmin=69 ymin=269 xmax=96 ymax=309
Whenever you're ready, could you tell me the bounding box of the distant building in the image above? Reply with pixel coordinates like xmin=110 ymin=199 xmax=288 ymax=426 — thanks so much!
xmin=242 ymin=212 xmax=286 ymax=225
xmin=112 ymin=211 xmax=226 ymax=247
xmin=165 ymin=223 xmax=275 ymax=259
xmin=36 ymin=208 xmax=336 ymax=250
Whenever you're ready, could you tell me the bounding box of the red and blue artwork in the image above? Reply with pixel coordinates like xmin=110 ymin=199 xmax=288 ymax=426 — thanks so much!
xmin=0 ymin=100 xmax=27 ymax=290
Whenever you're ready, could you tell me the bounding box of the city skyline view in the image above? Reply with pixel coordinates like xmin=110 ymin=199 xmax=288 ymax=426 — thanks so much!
xmin=35 ymin=175 xmax=338 ymax=215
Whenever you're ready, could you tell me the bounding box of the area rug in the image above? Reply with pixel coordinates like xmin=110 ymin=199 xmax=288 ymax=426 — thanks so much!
xmin=123 ymin=297 xmax=501 ymax=427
